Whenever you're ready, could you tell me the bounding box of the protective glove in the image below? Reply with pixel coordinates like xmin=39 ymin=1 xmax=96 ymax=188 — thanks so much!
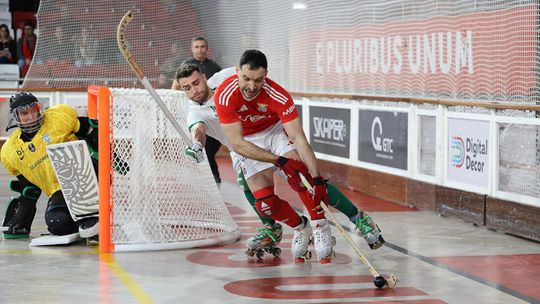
xmin=274 ymin=156 xmax=312 ymax=191
xmin=312 ymin=176 xmax=328 ymax=205
xmin=185 ymin=141 xmax=205 ymax=163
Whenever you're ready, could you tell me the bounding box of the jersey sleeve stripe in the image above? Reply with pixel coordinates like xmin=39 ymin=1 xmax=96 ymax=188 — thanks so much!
xmin=188 ymin=121 xmax=205 ymax=131
xmin=263 ymin=83 xmax=288 ymax=105
xmin=218 ymin=79 xmax=238 ymax=106
xmin=223 ymin=80 xmax=238 ymax=106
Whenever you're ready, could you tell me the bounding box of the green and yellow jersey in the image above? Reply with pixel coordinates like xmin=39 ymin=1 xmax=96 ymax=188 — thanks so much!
xmin=1 ymin=104 xmax=80 ymax=197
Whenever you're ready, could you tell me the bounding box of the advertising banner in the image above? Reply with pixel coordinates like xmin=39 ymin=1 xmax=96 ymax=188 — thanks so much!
xmin=447 ymin=118 xmax=490 ymax=188
xmin=309 ymin=106 xmax=350 ymax=158
xmin=358 ymin=110 xmax=408 ymax=169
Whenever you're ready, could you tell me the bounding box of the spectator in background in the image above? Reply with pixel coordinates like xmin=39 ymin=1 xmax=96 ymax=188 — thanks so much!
xmin=184 ymin=36 xmax=221 ymax=79
xmin=0 ymin=24 xmax=16 ymax=64
xmin=177 ymin=36 xmax=222 ymax=184
xmin=75 ymin=27 xmax=99 ymax=67
xmin=158 ymin=42 xmax=186 ymax=88
xmin=16 ymin=21 xmax=36 ymax=77
xmin=49 ymin=26 xmax=76 ymax=63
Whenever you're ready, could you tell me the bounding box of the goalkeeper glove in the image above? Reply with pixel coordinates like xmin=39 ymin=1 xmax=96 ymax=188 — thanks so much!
xmin=185 ymin=141 xmax=205 ymax=163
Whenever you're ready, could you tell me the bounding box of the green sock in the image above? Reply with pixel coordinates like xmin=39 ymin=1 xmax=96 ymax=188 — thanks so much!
xmin=244 ymin=190 xmax=275 ymax=226
xmin=326 ymin=182 xmax=359 ymax=220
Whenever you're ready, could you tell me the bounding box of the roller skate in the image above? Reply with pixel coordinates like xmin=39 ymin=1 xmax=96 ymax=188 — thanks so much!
xmin=291 ymin=216 xmax=312 ymax=263
xmin=245 ymin=222 xmax=283 ymax=259
xmin=351 ymin=211 xmax=385 ymax=250
xmin=311 ymin=219 xmax=336 ymax=264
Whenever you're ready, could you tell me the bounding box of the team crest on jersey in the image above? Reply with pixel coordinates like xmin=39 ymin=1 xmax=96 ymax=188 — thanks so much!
xmin=28 ymin=143 xmax=36 ymax=152
xmin=42 ymin=133 xmax=51 ymax=143
xmin=257 ymin=103 xmax=268 ymax=112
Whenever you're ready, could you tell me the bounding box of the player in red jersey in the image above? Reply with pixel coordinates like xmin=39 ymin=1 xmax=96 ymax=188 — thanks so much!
xmin=214 ymin=50 xmax=335 ymax=262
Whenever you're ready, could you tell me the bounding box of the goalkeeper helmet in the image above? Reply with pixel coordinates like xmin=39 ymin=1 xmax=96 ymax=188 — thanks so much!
xmin=7 ymin=92 xmax=43 ymax=133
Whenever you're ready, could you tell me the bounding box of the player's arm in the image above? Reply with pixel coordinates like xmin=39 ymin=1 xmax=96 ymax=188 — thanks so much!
xmin=190 ymin=122 xmax=208 ymax=146
xmin=282 ymin=117 xmax=320 ymax=177
xmin=221 ymin=121 xmax=278 ymax=163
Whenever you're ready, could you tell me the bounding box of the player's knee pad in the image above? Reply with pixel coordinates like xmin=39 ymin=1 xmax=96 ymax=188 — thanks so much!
xmin=3 ymin=197 xmax=37 ymax=237
xmin=45 ymin=193 xmax=77 ymax=236
xmin=9 ymin=180 xmax=41 ymax=200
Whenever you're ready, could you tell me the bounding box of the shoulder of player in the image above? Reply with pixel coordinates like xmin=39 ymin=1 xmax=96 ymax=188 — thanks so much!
xmin=3 ymin=131 xmax=20 ymax=149
xmin=45 ymin=104 xmax=77 ymax=117
xmin=262 ymin=78 xmax=291 ymax=105
xmin=214 ymin=76 xmax=239 ymax=107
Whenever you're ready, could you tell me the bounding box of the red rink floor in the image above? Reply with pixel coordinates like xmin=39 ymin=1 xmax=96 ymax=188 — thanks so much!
xmin=215 ymin=157 xmax=540 ymax=303
xmin=0 ymin=156 xmax=538 ymax=303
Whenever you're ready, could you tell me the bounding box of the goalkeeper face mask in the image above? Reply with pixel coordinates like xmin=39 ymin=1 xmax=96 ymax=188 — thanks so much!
xmin=7 ymin=92 xmax=43 ymax=133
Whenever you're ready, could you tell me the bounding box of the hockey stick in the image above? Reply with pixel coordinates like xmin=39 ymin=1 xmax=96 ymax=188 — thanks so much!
xmin=301 ymin=175 xmax=398 ymax=289
xmin=116 ymin=11 xmax=192 ymax=144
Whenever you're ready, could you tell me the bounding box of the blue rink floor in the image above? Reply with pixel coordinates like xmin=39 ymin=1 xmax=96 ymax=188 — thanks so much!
xmin=0 ymin=157 xmax=539 ymax=304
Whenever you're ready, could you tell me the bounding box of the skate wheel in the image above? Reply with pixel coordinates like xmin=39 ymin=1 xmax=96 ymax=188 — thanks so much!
xmin=245 ymin=249 xmax=255 ymax=257
xmin=256 ymin=250 xmax=264 ymax=259
xmin=305 ymin=250 xmax=312 ymax=260
xmin=378 ymin=234 xmax=386 ymax=244
xmin=319 ymin=258 xmax=332 ymax=264
xmin=272 ymin=247 xmax=281 ymax=257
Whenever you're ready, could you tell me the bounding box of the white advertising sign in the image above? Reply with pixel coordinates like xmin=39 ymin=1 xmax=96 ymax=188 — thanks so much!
xmin=447 ymin=118 xmax=490 ymax=188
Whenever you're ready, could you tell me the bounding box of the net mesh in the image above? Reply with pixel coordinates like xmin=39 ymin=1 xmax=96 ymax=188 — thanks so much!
xmin=24 ymin=1 xmax=539 ymax=105
xmin=25 ymin=1 xmax=539 ymax=203
xmin=105 ymin=88 xmax=239 ymax=251
xmin=498 ymin=122 xmax=540 ymax=199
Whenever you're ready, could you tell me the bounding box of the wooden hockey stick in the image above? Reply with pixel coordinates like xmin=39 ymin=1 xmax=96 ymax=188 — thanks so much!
xmin=116 ymin=10 xmax=192 ymax=144
xmin=301 ymin=175 xmax=398 ymax=288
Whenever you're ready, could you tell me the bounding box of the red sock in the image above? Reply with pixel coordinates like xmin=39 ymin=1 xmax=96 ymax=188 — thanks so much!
xmin=297 ymin=190 xmax=325 ymax=220
xmin=253 ymin=186 xmax=302 ymax=227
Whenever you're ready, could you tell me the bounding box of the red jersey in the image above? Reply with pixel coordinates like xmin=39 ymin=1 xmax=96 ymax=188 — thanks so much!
xmin=215 ymin=75 xmax=298 ymax=135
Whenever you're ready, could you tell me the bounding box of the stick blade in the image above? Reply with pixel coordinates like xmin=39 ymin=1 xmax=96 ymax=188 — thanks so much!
xmin=384 ymin=273 xmax=399 ymax=288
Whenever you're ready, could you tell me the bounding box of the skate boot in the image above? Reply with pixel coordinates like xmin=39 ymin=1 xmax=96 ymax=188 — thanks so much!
xmin=77 ymin=217 xmax=98 ymax=238
xmin=245 ymin=222 xmax=283 ymax=259
xmin=311 ymin=219 xmax=336 ymax=264
xmin=351 ymin=211 xmax=385 ymax=250
xmin=291 ymin=216 xmax=312 ymax=262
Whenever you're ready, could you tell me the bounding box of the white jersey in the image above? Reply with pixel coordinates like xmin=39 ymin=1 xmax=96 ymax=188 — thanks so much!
xmin=186 ymin=67 xmax=237 ymax=149
xmin=187 ymin=96 xmax=232 ymax=150
xmin=207 ymin=67 xmax=235 ymax=90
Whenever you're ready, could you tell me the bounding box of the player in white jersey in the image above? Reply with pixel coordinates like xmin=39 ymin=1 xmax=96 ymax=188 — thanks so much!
xmin=176 ymin=63 xmax=385 ymax=260
xmin=177 ymin=63 xmax=283 ymax=258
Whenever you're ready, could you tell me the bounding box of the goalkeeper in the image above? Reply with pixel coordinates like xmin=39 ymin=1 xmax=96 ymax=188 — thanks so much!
xmin=175 ymin=63 xmax=385 ymax=256
xmin=1 ymin=92 xmax=98 ymax=240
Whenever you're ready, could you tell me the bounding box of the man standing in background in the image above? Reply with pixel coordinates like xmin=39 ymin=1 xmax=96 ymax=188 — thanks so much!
xmin=178 ymin=36 xmax=222 ymax=184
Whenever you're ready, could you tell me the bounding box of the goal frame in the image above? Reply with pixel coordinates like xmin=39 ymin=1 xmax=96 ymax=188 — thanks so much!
xmin=88 ymin=85 xmax=241 ymax=252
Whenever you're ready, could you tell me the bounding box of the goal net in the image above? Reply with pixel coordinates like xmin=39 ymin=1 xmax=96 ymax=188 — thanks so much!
xmin=88 ymin=86 xmax=240 ymax=252
xmin=23 ymin=1 xmax=539 ymax=204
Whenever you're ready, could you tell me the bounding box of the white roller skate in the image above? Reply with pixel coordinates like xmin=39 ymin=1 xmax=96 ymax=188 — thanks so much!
xmin=311 ymin=219 xmax=336 ymax=263
xmin=291 ymin=216 xmax=312 ymax=262
xmin=245 ymin=222 xmax=283 ymax=259
xmin=351 ymin=211 xmax=385 ymax=250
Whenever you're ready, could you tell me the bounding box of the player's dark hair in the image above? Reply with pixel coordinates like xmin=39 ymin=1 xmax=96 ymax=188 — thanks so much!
xmin=191 ymin=36 xmax=208 ymax=46
xmin=239 ymin=49 xmax=267 ymax=70
xmin=175 ymin=63 xmax=201 ymax=80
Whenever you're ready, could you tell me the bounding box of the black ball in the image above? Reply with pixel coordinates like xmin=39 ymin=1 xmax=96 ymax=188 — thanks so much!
xmin=373 ymin=276 xmax=387 ymax=288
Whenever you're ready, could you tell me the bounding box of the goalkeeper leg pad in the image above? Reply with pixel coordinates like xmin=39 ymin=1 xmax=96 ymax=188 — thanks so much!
xmin=45 ymin=192 xmax=78 ymax=236
xmin=3 ymin=197 xmax=37 ymax=238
